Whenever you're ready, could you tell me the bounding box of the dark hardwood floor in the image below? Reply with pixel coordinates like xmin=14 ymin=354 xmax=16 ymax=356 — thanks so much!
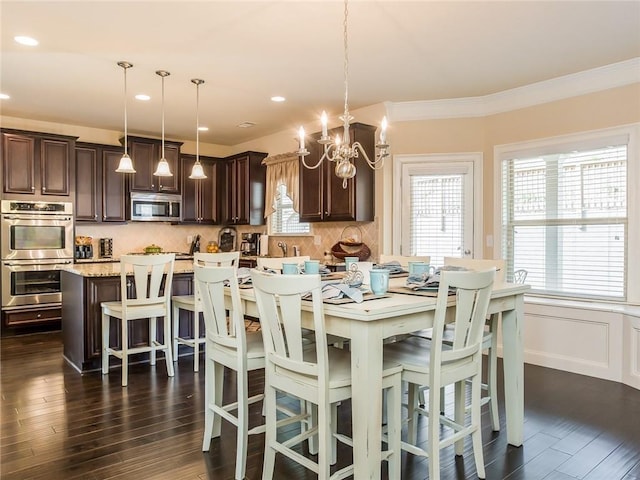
xmin=1 ymin=331 xmax=639 ymax=480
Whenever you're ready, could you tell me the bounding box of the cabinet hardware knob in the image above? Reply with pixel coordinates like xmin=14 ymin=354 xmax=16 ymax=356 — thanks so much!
xmin=42 ymin=187 xmax=46 ymax=191
xmin=31 ymin=187 xmax=35 ymax=191
xmin=94 ymin=214 xmax=98 ymax=219
xmin=152 ymin=184 xmax=155 ymax=188
xmin=127 ymin=281 xmax=133 ymax=288
xmin=37 ymin=313 xmax=42 ymax=318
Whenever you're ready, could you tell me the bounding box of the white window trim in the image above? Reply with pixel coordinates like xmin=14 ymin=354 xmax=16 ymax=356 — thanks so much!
xmin=493 ymin=123 xmax=640 ymax=305
xmin=392 ymin=153 xmax=483 ymax=259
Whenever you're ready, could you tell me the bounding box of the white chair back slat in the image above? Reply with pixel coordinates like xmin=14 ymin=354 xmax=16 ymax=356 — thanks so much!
xmin=256 ymin=256 xmax=310 ymax=272
xmin=443 ymin=257 xmax=505 ymax=283
xmin=194 ymin=251 xmax=240 ymax=269
xmin=251 ymin=270 xmax=327 ymax=383
xmin=194 ymin=264 xmax=246 ymax=355
xmin=429 ymin=269 xmax=495 ymax=379
xmin=379 ymin=254 xmax=431 ymax=267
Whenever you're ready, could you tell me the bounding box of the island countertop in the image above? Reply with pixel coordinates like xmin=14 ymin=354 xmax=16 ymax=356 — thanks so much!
xmin=62 ymin=259 xmax=196 ymax=277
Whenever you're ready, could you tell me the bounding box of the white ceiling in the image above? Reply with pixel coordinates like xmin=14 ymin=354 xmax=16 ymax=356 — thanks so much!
xmin=1 ymin=1 xmax=639 ymax=146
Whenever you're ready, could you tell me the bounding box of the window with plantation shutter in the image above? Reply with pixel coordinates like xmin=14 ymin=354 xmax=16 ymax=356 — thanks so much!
xmin=500 ymin=134 xmax=629 ymax=300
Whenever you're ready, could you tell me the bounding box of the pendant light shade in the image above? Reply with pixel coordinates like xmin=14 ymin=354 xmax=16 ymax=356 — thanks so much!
xmin=115 ymin=61 xmax=136 ymax=174
xmin=154 ymin=70 xmax=173 ymax=177
xmin=189 ymin=78 xmax=207 ymax=180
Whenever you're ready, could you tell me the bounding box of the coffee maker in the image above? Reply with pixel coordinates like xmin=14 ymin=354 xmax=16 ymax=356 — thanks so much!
xmin=241 ymin=232 xmax=261 ymax=256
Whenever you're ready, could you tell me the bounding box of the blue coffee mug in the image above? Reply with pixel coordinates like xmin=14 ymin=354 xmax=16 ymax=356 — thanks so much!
xmin=369 ymin=268 xmax=390 ymax=295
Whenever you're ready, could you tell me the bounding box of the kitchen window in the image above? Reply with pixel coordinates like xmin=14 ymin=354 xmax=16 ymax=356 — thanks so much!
xmin=496 ymin=126 xmax=639 ymax=301
xmin=270 ymin=184 xmax=310 ymax=235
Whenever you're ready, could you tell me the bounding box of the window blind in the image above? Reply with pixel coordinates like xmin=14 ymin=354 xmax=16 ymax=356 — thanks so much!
xmin=502 ymin=144 xmax=627 ymax=299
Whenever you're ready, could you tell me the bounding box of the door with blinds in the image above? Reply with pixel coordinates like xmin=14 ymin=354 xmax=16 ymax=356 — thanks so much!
xmin=400 ymin=161 xmax=475 ymax=267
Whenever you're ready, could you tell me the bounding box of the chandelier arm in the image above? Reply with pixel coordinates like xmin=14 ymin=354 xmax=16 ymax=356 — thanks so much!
xmin=353 ymin=142 xmax=387 ymax=170
xmin=300 ymin=154 xmax=325 ymax=170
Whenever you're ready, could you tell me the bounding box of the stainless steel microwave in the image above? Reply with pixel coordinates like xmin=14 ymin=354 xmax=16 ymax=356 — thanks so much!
xmin=130 ymin=192 xmax=181 ymax=222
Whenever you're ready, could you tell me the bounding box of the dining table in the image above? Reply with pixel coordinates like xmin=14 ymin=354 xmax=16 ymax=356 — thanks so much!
xmin=234 ymin=275 xmax=529 ymax=480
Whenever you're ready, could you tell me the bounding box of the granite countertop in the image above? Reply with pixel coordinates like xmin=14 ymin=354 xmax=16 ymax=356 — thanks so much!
xmin=63 ymin=259 xmax=196 ymax=277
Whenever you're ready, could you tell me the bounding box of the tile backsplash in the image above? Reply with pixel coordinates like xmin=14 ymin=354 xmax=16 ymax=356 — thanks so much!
xmin=76 ymin=220 xmax=379 ymax=262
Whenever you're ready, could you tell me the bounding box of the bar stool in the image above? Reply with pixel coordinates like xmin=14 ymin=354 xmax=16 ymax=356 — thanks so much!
xmin=172 ymin=251 xmax=239 ymax=371
xmin=101 ymin=253 xmax=176 ymax=387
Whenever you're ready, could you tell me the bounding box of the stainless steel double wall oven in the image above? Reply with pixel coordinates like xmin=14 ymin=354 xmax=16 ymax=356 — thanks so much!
xmin=1 ymin=200 xmax=74 ymax=311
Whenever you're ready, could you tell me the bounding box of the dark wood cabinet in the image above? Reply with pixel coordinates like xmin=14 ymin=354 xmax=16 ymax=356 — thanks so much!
xmin=1 ymin=129 xmax=76 ymax=199
xmin=3 ymin=306 xmax=61 ymax=328
xmin=75 ymin=143 xmax=127 ymax=223
xmin=299 ymin=123 xmax=376 ymax=222
xmin=180 ymin=154 xmax=221 ymax=224
xmin=127 ymin=136 xmax=182 ymax=194
xmin=62 ymin=271 xmax=193 ymax=372
xmin=222 ymin=151 xmax=267 ymax=226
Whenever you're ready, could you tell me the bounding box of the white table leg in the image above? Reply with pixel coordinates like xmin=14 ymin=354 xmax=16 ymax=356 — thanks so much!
xmin=501 ymin=293 xmax=524 ymax=446
xmin=350 ymin=322 xmax=383 ymax=480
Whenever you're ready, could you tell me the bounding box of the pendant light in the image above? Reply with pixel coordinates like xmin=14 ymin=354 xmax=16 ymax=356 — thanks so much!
xmin=153 ymin=70 xmax=173 ymax=177
xmin=115 ymin=61 xmax=136 ymax=173
xmin=189 ymin=78 xmax=207 ymax=179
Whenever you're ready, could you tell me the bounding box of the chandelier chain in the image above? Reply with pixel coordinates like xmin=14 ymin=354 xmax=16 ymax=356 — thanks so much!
xmin=343 ymin=0 xmax=349 ymax=117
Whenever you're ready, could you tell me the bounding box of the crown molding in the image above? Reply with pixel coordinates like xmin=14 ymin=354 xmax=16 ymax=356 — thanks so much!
xmin=386 ymin=57 xmax=640 ymax=122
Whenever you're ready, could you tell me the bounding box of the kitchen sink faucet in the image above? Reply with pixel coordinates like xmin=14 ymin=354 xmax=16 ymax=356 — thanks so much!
xmin=277 ymin=241 xmax=287 ymax=256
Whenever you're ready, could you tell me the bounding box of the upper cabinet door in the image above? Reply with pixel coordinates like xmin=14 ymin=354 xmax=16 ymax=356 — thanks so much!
xmin=2 ymin=133 xmax=36 ymax=194
xmin=297 ymin=123 xmax=375 ymax=223
xmin=40 ymin=138 xmax=71 ymax=196
xmin=75 ymin=146 xmax=99 ymax=222
xmin=128 ymin=137 xmax=182 ymax=194
xmin=2 ymin=130 xmax=76 ymax=199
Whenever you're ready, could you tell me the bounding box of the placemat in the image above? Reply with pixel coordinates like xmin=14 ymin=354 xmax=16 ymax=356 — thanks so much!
xmin=305 ymin=292 xmax=391 ymax=305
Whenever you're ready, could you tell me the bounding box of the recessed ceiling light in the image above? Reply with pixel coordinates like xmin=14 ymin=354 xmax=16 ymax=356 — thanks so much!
xmin=198 ymin=126 xmax=209 ymax=132
xmin=271 ymin=96 xmax=285 ymax=102
xmin=14 ymin=36 xmax=38 ymax=46
xmin=135 ymin=94 xmax=150 ymax=101
xmin=0 ymin=93 xmax=10 ymax=100
xmin=237 ymin=121 xmax=256 ymax=128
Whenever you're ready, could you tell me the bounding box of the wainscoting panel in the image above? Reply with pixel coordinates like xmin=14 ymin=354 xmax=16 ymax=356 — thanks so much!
xmin=623 ymin=313 xmax=640 ymax=389
xmin=497 ymin=300 xmax=626 ymax=383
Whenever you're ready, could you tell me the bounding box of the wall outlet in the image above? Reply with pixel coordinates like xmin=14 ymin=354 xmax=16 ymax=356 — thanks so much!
xmin=314 ymin=235 xmax=321 ymax=245
xmin=187 ymin=235 xmax=193 ymax=244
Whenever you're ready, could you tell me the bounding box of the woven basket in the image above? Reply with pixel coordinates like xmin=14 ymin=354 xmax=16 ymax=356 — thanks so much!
xmin=330 ymin=241 xmax=371 ymax=261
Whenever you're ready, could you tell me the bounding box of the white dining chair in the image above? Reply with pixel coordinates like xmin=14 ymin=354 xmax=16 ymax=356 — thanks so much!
xmin=101 ymin=253 xmax=176 ymax=387
xmin=378 ymin=254 xmax=431 ymax=268
xmin=171 ymin=251 xmax=240 ymax=371
xmin=195 ymin=263 xmax=264 ymax=480
xmin=251 ymin=269 xmax=402 ymax=480
xmin=256 ymin=255 xmax=310 ymax=272
xmin=415 ymin=257 xmax=504 ymax=430
xmin=384 ymin=268 xmax=496 ymax=480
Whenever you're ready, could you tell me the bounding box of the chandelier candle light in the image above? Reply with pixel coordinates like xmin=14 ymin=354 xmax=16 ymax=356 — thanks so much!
xmin=153 ymin=70 xmax=173 ymax=177
xmin=297 ymin=0 xmax=389 ymax=188
xmin=189 ymin=78 xmax=207 ymax=179
xmin=115 ymin=61 xmax=136 ymax=173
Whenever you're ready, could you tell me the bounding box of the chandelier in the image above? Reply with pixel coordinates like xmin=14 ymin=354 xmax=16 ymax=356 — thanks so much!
xmin=297 ymin=0 xmax=389 ymax=188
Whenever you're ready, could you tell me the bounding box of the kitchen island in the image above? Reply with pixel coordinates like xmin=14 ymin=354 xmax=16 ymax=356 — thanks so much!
xmin=61 ymin=260 xmax=196 ymax=372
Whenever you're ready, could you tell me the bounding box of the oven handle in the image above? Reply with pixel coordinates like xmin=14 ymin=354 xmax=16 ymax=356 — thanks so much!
xmin=2 ymin=260 xmax=72 ymax=267
xmin=2 ymin=214 xmax=73 ymax=221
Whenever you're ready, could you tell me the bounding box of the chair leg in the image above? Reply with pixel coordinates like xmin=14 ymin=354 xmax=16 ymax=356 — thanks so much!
xmin=121 ymin=317 xmax=129 ymax=387
xmin=407 ymin=382 xmax=419 ymax=445
xmin=193 ymin=308 xmax=200 ymax=372
xmin=172 ymin=303 xmax=180 ymax=362
xmin=235 ymin=366 xmax=249 ymax=480
xmin=212 ymin=362 xmax=224 ymax=438
xmin=317 ymin=399 xmax=331 ymax=480
xmin=164 ymin=315 xmax=174 ymax=377
xmin=471 ymin=375 xmax=486 ymax=479
xmin=307 ymin=402 xmax=318 ymax=455
xmin=330 ymin=403 xmax=338 ymax=465
xmin=386 ymin=375 xmax=402 ymax=479
xmin=149 ymin=317 xmax=157 ymax=366
xmin=101 ymin=311 xmax=110 ymax=375
xmin=261 ymin=383 xmax=277 ymax=480
xmin=427 ymin=385 xmax=441 ymax=480
xmin=488 ymin=314 xmax=500 ymax=431
xmin=202 ymin=355 xmax=214 ymax=451
xmin=454 ymin=380 xmax=465 ymax=456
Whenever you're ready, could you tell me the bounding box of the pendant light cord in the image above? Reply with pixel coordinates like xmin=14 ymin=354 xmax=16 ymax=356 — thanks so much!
xmin=161 ymin=74 xmax=165 ymax=159
xmin=343 ymin=0 xmax=349 ymax=118
xmin=196 ymin=81 xmax=200 ymax=162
